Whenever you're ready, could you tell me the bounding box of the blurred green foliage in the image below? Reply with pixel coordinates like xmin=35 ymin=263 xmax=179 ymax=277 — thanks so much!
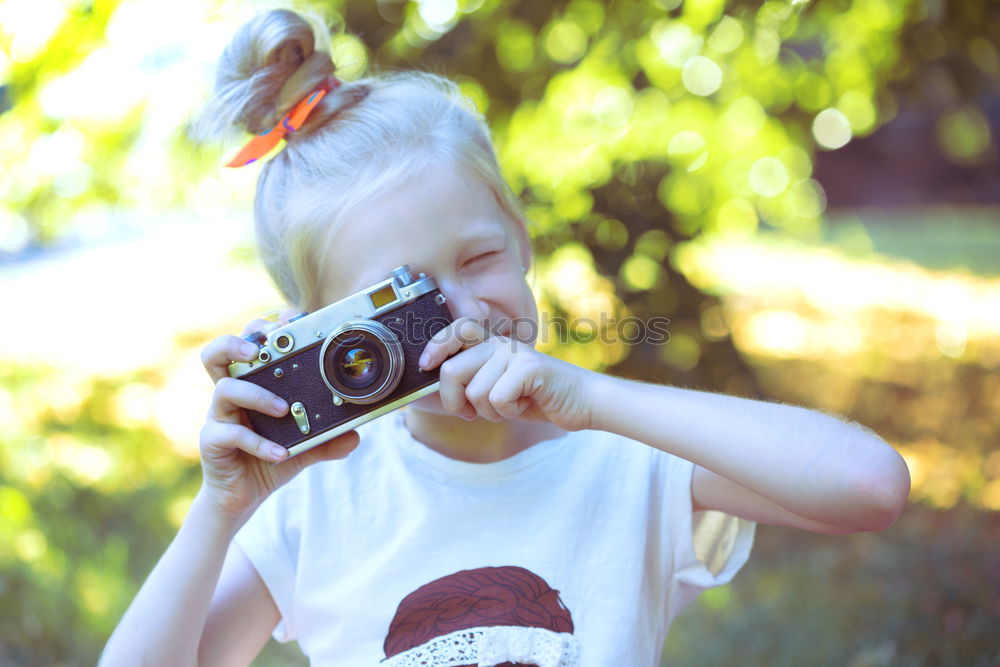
xmin=663 ymin=501 xmax=1000 ymax=666
xmin=1 ymin=0 xmax=998 ymax=664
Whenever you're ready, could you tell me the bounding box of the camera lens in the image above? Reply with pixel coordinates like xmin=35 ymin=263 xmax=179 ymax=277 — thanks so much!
xmin=321 ymin=321 xmax=404 ymax=404
xmin=333 ymin=339 xmax=379 ymax=389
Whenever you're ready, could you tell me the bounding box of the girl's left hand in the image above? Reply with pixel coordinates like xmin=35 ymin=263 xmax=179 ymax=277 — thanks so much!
xmin=418 ymin=317 xmax=598 ymax=432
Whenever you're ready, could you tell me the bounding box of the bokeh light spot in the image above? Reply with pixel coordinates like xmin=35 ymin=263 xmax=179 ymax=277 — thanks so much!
xmin=663 ymin=173 xmax=711 ymax=215
xmin=707 ymin=16 xmax=743 ymax=53
xmin=724 ymin=96 xmax=766 ymax=137
xmin=837 ymin=90 xmax=877 ymax=134
xmin=682 ymin=56 xmax=723 ymax=96
xmin=544 ymin=19 xmax=588 ymax=64
xmin=935 ymin=321 xmax=968 ymax=359
xmin=653 ymin=22 xmax=703 ymax=67
xmin=659 ymin=332 xmax=701 ymax=370
xmin=968 ymin=36 xmax=999 ymax=76
xmin=936 ymin=108 xmax=992 ymax=165
xmin=795 ymin=71 xmax=833 ymax=111
xmin=753 ymin=27 xmax=780 ymax=64
xmin=789 ymin=179 xmax=827 ymax=218
xmin=621 ymin=253 xmax=662 ymax=291
xmin=592 ymin=86 xmax=634 ymax=127
xmin=417 ymin=0 xmax=458 ymax=27
xmin=14 ymin=528 xmax=47 ymax=563
xmin=496 ymin=19 xmax=535 ymax=71
xmin=330 ymin=33 xmax=369 ymax=80
xmin=456 ymin=77 xmax=489 ymax=115
xmin=594 ymin=218 xmax=629 ymax=250
xmin=812 ymin=108 xmax=852 ymax=149
xmin=668 ymin=131 xmax=708 ymax=172
xmin=635 ymin=229 xmax=671 ymax=261
xmin=749 ymin=157 xmax=789 ymax=197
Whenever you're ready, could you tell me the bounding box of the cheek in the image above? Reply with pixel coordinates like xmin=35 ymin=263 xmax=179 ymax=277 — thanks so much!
xmin=462 ymin=261 xmax=539 ymax=339
xmin=483 ymin=266 xmax=535 ymax=313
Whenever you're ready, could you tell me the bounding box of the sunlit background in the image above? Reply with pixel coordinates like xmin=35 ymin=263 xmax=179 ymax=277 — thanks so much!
xmin=1 ymin=0 xmax=998 ymax=664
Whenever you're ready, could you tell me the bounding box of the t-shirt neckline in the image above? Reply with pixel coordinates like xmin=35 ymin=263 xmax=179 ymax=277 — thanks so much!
xmin=389 ymin=409 xmax=572 ymax=480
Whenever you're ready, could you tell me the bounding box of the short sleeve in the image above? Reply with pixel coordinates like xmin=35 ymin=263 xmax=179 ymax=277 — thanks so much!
xmin=232 ymin=481 xmax=303 ymax=643
xmin=660 ymin=452 xmax=756 ymax=622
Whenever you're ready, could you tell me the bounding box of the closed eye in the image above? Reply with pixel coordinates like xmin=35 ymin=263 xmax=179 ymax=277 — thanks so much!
xmin=463 ymin=251 xmax=500 ymax=266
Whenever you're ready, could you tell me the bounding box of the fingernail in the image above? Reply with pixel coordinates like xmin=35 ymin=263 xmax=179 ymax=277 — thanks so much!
xmin=419 ymin=352 xmax=430 ymax=369
xmin=269 ymin=445 xmax=287 ymax=460
xmin=241 ymin=342 xmax=258 ymax=357
xmin=273 ymin=398 xmax=287 ymax=413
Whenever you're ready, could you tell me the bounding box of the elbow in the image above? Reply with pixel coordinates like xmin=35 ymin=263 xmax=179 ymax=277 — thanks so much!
xmin=856 ymin=447 xmax=912 ymax=532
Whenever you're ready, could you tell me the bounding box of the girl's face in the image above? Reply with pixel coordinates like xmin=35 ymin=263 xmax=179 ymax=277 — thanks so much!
xmin=315 ymin=159 xmax=536 ymax=416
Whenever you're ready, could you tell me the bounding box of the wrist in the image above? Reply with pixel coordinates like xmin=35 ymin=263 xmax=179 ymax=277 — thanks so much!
xmin=190 ymin=487 xmax=256 ymax=537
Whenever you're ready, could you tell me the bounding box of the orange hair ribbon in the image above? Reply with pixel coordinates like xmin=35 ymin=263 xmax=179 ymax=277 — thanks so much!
xmin=225 ymin=75 xmax=340 ymax=168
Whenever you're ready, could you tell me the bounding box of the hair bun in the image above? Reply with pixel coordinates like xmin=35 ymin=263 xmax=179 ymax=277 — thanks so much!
xmin=190 ymin=8 xmax=338 ymax=142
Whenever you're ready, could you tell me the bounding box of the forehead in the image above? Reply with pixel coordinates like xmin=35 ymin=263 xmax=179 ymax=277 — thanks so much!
xmin=319 ymin=167 xmax=514 ymax=295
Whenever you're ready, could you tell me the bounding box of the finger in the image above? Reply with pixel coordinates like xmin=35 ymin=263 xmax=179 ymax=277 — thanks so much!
xmin=489 ymin=357 xmax=542 ymax=419
xmin=209 ymin=377 xmax=288 ymax=424
xmin=201 ymin=335 xmax=264 ymax=384
xmin=420 ymin=317 xmax=489 ymax=371
xmin=437 ymin=343 xmax=495 ymax=418
xmin=279 ymin=429 xmax=361 ymax=469
xmin=240 ymin=317 xmax=271 ymax=337
xmin=277 ymin=306 xmax=300 ymax=322
xmin=493 ymin=395 xmax=531 ymax=421
xmin=464 ymin=349 xmax=511 ymax=422
xmin=201 ymin=420 xmax=289 ymax=463
xmin=240 ymin=305 xmax=296 ymax=339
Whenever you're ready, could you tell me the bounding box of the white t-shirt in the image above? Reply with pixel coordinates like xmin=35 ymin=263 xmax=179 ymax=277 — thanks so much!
xmin=233 ymin=408 xmax=756 ymax=666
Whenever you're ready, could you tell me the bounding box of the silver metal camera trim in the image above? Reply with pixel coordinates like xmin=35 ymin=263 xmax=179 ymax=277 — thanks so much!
xmin=227 ymin=265 xmax=439 ymax=379
xmin=285 ymin=382 xmax=440 ymax=458
xmin=319 ymin=319 xmax=405 ymax=405
xmin=273 ymin=333 xmax=294 ymax=354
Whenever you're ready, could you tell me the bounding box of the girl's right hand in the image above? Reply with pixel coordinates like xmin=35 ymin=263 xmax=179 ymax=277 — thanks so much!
xmin=196 ymin=310 xmax=360 ymax=518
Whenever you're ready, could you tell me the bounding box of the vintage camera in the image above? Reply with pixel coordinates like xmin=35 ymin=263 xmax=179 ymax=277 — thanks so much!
xmin=228 ymin=265 xmax=452 ymax=458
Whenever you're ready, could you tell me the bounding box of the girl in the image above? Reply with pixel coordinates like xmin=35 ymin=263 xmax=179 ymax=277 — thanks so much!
xmin=101 ymin=8 xmax=910 ymax=666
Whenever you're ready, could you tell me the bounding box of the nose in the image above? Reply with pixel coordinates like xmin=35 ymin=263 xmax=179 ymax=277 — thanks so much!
xmin=440 ymin=277 xmax=489 ymax=323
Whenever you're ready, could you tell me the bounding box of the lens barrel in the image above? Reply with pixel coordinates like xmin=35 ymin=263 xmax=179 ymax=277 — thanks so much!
xmin=320 ymin=320 xmax=404 ymax=404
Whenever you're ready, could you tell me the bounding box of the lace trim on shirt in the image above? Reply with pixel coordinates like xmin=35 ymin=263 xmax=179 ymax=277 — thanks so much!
xmin=380 ymin=625 xmax=580 ymax=667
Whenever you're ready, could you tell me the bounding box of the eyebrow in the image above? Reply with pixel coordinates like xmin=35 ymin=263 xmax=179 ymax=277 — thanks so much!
xmin=460 ymin=226 xmax=508 ymax=247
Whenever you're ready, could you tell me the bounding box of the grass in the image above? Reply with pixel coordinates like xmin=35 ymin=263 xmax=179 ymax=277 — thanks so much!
xmin=819 ymin=206 xmax=1000 ymax=277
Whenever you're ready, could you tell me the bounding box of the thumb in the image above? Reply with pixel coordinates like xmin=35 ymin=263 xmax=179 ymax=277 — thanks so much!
xmin=289 ymin=430 xmax=361 ymax=471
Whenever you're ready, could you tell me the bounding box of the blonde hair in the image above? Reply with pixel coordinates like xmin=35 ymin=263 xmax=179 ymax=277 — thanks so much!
xmin=192 ymin=8 xmax=531 ymax=312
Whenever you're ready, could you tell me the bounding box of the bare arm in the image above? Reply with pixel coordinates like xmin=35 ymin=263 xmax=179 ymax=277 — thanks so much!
xmin=98 ymin=491 xmax=272 ymax=666
xmin=590 ymin=375 xmax=910 ymax=533
xmin=199 ymin=540 xmax=280 ymax=667
xmin=413 ymin=316 xmax=909 ymax=533
xmin=100 ymin=318 xmax=357 ymax=666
